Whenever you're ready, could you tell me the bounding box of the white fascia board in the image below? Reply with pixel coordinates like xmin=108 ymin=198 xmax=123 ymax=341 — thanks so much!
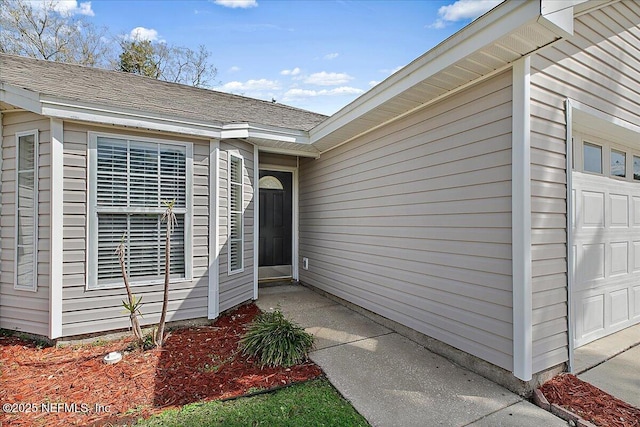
xmin=257 ymin=145 xmax=320 ymax=159
xmin=49 ymin=118 xmax=64 ymax=339
xmin=40 ymin=98 xmax=223 ymax=139
xmin=512 ymin=57 xmax=532 ymax=381
xmin=221 ymin=122 xmax=310 ymax=144
xmin=538 ymin=0 xmax=587 ymax=38
xmin=309 ymin=0 xmax=541 ymax=143
xmin=0 ymin=83 xmax=43 ymax=113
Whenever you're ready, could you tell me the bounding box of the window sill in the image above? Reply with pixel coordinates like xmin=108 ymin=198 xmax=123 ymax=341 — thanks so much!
xmin=87 ymin=276 xmax=193 ymax=291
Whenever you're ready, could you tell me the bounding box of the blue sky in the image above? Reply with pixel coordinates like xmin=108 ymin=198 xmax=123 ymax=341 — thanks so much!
xmin=80 ymin=0 xmax=502 ymax=115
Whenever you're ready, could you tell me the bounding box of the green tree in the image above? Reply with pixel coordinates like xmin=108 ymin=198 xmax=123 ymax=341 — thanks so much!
xmin=117 ymin=37 xmax=217 ymax=88
xmin=117 ymin=39 xmax=161 ymax=78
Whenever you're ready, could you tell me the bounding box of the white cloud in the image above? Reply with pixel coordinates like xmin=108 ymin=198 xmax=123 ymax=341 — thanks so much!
xmin=128 ymin=27 xmax=159 ymax=42
xmin=428 ymin=0 xmax=502 ymax=29
xmin=219 ymin=79 xmax=280 ymax=92
xmin=228 ymin=66 xmax=241 ymax=72
xmin=31 ymin=0 xmax=95 ymax=16
xmin=304 ymin=71 xmax=353 ymax=86
xmin=214 ymin=0 xmax=258 ymax=8
xmin=283 ymin=86 xmax=364 ymax=100
xmin=379 ymin=65 xmax=404 ymax=76
xmin=323 ymin=53 xmax=339 ymax=60
xmin=280 ymin=67 xmax=301 ymax=76
xmin=369 ymin=80 xmax=380 ymax=87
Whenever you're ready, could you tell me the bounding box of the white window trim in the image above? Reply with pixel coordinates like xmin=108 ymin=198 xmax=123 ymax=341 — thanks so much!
xmin=14 ymin=130 xmax=39 ymax=292
xmin=228 ymin=152 xmax=244 ymax=275
xmin=86 ymin=132 xmax=193 ymax=290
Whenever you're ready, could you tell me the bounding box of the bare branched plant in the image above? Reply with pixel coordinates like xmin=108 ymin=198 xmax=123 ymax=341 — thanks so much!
xmin=116 ymin=235 xmax=144 ymax=343
xmin=154 ymin=200 xmax=177 ymax=347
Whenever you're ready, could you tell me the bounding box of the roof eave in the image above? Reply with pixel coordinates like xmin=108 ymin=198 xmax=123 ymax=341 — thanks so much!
xmin=309 ymin=0 xmax=587 ymax=153
xmin=221 ymin=122 xmax=311 ymax=144
xmin=0 ymin=82 xmax=43 ymax=114
xmin=1 ymin=83 xmax=315 ymax=145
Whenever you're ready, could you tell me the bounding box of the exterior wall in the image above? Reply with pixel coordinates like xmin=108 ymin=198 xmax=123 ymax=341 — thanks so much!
xmin=529 ymin=1 xmax=640 ymax=373
xmin=218 ymin=139 xmax=255 ymax=311
xmin=299 ymin=71 xmax=514 ymax=370
xmin=0 ymin=111 xmax=50 ymax=335
xmin=259 ymin=152 xmax=298 ymax=168
xmin=60 ymin=123 xmax=210 ymax=336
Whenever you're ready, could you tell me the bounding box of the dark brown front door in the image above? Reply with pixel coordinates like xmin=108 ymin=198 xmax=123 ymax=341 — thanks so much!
xmin=259 ymin=170 xmax=292 ymax=268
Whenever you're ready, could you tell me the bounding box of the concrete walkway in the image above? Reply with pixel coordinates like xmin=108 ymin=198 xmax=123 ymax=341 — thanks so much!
xmin=256 ymin=284 xmax=568 ymax=427
xmin=575 ymin=323 xmax=640 ymax=409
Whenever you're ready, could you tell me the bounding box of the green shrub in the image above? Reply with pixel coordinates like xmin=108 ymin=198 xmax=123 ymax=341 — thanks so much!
xmin=239 ymin=310 xmax=314 ymax=368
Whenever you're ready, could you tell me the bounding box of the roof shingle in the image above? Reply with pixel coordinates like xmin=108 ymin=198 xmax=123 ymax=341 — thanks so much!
xmin=0 ymin=54 xmax=327 ymax=131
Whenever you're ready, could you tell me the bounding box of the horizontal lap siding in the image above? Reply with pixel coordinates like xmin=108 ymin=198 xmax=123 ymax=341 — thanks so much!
xmin=61 ymin=124 xmax=210 ymax=337
xmin=259 ymin=152 xmax=298 ymax=168
xmin=529 ymin=1 xmax=640 ymax=373
xmin=300 ymin=71 xmax=514 ymax=370
xmin=0 ymin=112 xmax=50 ymax=335
xmin=219 ymin=140 xmax=254 ymax=312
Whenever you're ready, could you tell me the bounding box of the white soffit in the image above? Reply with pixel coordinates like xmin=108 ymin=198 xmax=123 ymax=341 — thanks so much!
xmin=310 ymin=0 xmax=585 ymax=153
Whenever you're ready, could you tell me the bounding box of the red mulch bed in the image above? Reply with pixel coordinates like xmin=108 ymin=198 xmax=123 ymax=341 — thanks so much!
xmin=0 ymin=303 xmax=322 ymax=427
xmin=539 ymin=374 xmax=640 ymax=427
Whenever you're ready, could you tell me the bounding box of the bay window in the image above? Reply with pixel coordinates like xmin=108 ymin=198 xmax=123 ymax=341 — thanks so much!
xmin=88 ymin=134 xmax=192 ymax=289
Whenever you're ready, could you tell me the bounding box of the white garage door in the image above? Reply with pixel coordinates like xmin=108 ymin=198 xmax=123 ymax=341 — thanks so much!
xmin=572 ymin=135 xmax=640 ymax=348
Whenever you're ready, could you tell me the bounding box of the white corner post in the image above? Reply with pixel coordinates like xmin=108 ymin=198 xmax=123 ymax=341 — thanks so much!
xmin=208 ymin=139 xmax=220 ymax=319
xmin=512 ymin=56 xmax=532 ymax=381
xmin=253 ymin=145 xmax=259 ymax=300
xmin=49 ymin=118 xmax=64 ymax=339
xmin=565 ymin=99 xmax=575 ymax=373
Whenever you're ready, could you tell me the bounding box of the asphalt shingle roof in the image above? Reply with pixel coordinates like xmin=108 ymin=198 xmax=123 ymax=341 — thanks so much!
xmin=0 ymin=54 xmax=328 ymax=131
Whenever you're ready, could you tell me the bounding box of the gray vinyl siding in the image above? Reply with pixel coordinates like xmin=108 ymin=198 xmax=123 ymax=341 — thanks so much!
xmin=259 ymin=152 xmax=298 ymax=168
xmin=0 ymin=111 xmax=50 ymax=335
xmin=61 ymin=124 xmax=210 ymax=337
xmin=218 ymin=139 xmax=255 ymax=311
xmin=299 ymin=71 xmax=514 ymax=370
xmin=529 ymin=1 xmax=640 ymax=373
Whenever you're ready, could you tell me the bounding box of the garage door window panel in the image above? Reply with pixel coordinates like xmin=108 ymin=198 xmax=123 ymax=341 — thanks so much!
xmin=610 ymin=149 xmax=626 ymax=178
xmin=583 ymin=142 xmax=602 ymax=174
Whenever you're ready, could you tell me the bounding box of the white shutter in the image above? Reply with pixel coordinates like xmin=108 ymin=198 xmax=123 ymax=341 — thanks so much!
xmin=129 ymin=142 xmax=159 ymax=207
xmin=160 ymin=146 xmax=186 ymax=207
xmin=228 ymin=155 xmax=244 ymax=273
xmin=97 ymin=214 xmax=127 ymax=283
xmin=96 ymin=138 xmax=127 ymax=206
xmin=15 ymin=131 xmax=38 ymax=291
xmin=161 ymin=214 xmax=186 ymax=278
xmin=129 ymin=214 xmax=161 ymax=280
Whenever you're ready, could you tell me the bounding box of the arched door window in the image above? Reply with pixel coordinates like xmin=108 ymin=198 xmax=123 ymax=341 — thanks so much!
xmin=259 ymin=175 xmax=284 ymax=190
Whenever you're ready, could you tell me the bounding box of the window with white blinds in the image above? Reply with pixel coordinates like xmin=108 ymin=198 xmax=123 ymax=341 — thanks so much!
xmin=89 ymin=135 xmax=191 ymax=288
xmin=15 ymin=131 xmax=38 ymax=291
xmin=228 ymin=154 xmax=244 ymax=273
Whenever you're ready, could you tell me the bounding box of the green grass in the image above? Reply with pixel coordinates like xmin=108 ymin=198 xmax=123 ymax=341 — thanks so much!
xmin=135 ymin=379 xmax=369 ymax=427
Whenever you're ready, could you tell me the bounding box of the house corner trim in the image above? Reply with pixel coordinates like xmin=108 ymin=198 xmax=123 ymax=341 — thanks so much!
xmin=208 ymin=139 xmax=220 ymax=319
xmin=565 ymin=98 xmax=575 ymax=373
xmin=512 ymin=56 xmax=532 ymax=381
xmin=50 ymin=118 xmax=64 ymax=339
xmin=253 ymin=145 xmax=259 ymax=300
